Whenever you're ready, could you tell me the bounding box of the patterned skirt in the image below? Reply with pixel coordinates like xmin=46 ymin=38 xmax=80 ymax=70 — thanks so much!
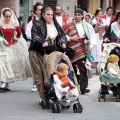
xmin=100 ymin=72 xmax=120 ymax=84
xmin=0 ymin=38 xmax=32 ymax=83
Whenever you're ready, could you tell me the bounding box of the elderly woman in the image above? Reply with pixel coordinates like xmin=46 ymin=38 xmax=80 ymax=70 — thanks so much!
xmin=29 ymin=6 xmax=67 ymax=104
xmin=63 ymin=12 xmax=73 ymax=23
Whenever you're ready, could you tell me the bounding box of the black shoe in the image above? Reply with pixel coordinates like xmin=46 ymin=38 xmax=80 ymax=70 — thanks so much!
xmin=81 ymin=89 xmax=90 ymax=94
xmin=39 ymin=101 xmax=43 ymax=105
xmin=0 ymin=87 xmax=6 ymax=93
xmin=5 ymin=88 xmax=10 ymax=91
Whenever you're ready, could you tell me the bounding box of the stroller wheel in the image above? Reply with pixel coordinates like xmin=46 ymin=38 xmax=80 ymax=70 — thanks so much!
xmin=73 ymin=104 xmax=79 ymax=113
xmin=103 ymin=95 xmax=106 ymax=102
xmin=51 ymin=103 xmax=57 ymax=113
xmin=116 ymin=94 xmax=120 ymax=102
xmin=101 ymin=95 xmax=106 ymax=102
xmin=98 ymin=89 xmax=101 ymax=102
xmin=77 ymin=103 xmax=83 ymax=113
xmin=41 ymin=101 xmax=46 ymax=109
xmin=45 ymin=99 xmax=50 ymax=109
xmin=56 ymin=104 xmax=61 ymax=113
xmin=98 ymin=89 xmax=106 ymax=102
xmin=73 ymin=103 xmax=83 ymax=113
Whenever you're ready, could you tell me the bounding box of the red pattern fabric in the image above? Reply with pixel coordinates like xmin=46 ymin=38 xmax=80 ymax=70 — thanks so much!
xmin=0 ymin=26 xmax=21 ymax=46
xmin=54 ymin=15 xmax=67 ymax=26
xmin=102 ymin=15 xmax=116 ymax=24
xmin=62 ymin=21 xmax=85 ymax=63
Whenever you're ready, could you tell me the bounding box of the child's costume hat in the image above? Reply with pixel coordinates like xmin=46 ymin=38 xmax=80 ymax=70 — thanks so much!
xmin=108 ymin=54 xmax=119 ymax=63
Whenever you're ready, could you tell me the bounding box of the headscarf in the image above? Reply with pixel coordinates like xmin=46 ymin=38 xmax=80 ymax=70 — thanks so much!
xmin=0 ymin=7 xmax=19 ymax=27
xmin=83 ymin=13 xmax=92 ymax=23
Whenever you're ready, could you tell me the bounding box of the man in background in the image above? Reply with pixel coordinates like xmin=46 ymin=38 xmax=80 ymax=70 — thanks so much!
xmin=54 ymin=5 xmax=67 ymax=27
xmin=27 ymin=10 xmax=35 ymax=23
xmin=26 ymin=2 xmax=43 ymax=92
xmin=103 ymin=7 xmax=116 ymax=26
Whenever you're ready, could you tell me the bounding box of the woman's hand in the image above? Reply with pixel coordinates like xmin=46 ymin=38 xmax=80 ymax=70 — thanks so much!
xmin=70 ymin=35 xmax=80 ymax=41
xmin=61 ymin=43 xmax=66 ymax=49
xmin=42 ymin=42 xmax=49 ymax=47
xmin=96 ymin=17 xmax=102 ymax=24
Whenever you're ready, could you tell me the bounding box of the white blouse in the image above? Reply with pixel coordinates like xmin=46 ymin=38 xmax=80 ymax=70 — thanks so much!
xmin=56 ymin=16 xmax=62 ymax=27
xmin=111 ymin=22 xmax=120 ymax=38
xmin=46 ymin=21 xmax=58 ymax=39
xmin=75 ymin=22 xmax=86 ymax=38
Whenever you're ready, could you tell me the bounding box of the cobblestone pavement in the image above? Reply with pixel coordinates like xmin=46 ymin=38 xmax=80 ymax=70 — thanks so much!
xmin=0 ymin=73 xmax=120 ymax=120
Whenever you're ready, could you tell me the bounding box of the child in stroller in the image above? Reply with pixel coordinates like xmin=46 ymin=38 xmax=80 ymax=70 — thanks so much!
xmin=99 ymin=54 xmax=120 ymax=101
xmin=53 ymin=63 xmax=79 ymax=105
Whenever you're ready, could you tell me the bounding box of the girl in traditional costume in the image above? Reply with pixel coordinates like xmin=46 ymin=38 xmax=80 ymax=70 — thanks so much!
xmin=91 ymin=9 xmax=108 ymax=74
xmin=0 ymin=8 xmax=31 ymax=92
xmin=100 ymin=54 xmax=120 ymax=85
xmin=100 ymin=54 xmax=120 ymax=95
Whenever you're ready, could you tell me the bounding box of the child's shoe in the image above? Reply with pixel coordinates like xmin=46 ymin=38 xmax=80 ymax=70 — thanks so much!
xmin=61 ymin=96 xmax=70 ymax=103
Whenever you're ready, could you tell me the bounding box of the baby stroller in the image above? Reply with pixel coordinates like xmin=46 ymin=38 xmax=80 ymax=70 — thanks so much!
xmin=41 ymin=51 xmax=83 ymax=113
xmin=97 ymin=43 xmax=120 ymax=102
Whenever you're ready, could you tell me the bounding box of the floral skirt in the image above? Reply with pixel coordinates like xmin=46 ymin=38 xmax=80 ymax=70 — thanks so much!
xmin=0 ymin=39 xmax=32 ymax=83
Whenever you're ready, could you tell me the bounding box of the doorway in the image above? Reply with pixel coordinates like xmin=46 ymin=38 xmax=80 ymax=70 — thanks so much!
xmin=77 ymin=0 xmax=88 ymax=12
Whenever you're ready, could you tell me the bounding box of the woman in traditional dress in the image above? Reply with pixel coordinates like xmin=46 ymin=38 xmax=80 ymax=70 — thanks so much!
xmin=91 ymin=9 xmax=108 ymax=74
xmin=84 ymin=13 xmax=92 ymax=24
xmin=29 ymin=6 xmax=67 ymax=104
xmin=0 ymin=8 xmax=31 ymax=92
xmin=103 ymin=12 xmax=120 ymax=43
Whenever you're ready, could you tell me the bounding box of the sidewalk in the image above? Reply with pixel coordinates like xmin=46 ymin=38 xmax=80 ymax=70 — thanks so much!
xmin=80 ymin=71 xmax=101 ymax=99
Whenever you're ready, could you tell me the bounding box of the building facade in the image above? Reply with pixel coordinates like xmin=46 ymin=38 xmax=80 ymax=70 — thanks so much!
xmin=0 ymin=0 xmax=120 ymax=23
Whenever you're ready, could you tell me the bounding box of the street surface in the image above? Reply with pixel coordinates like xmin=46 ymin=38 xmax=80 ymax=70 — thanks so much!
xmin=0 ymin=69 xmax=120 ymax=120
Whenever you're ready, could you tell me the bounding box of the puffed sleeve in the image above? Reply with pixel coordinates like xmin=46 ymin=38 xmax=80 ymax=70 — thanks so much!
xmin=15 ymin=26 xmax=22 ymax=38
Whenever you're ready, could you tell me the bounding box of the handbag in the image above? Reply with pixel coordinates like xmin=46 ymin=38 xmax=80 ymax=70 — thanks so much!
xmin=87 ymin=70 xmax=92 ymax=79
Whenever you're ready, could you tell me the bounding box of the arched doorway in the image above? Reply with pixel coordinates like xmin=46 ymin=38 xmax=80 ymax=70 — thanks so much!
xmin=44 ymin=0 xmax=57 ymax=10
xmin=113 ymin=0 xmax=120 ymax=14
xmin=77 ymin=0 xmax=88 ymax=12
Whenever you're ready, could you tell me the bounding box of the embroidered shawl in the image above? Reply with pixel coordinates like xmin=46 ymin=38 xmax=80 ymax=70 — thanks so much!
xmin=62 ymin=21 xmax=86 ymax=63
